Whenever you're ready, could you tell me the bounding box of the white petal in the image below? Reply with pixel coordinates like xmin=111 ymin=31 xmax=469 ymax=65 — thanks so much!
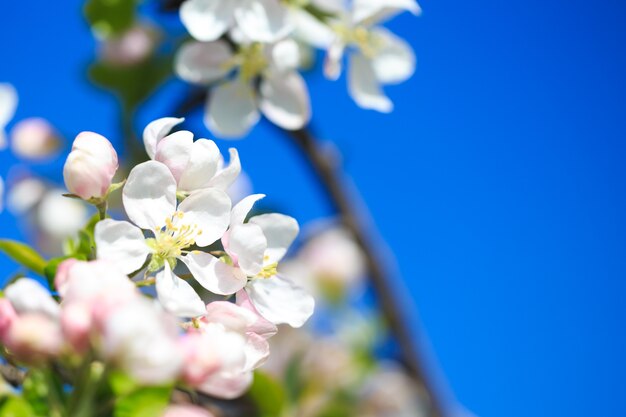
xmin=370 ymin=28 xmax=416 ymax=84
xmin=230 ymin=193 xmax=265 ymax=226
xmin=180 ymin=0 xmax=236 ymax=42
xmin=143 ymin=117 xmax=185 ymax=159
xmin=348 ymin=53 xmax=393 ymax=112
xmin=206 ymin=80 xmax=260 ymax=138
xmin=177 ymin=139 xmax=221 ymax=192
xmin=199 ymin=371 xmax=253 ymax=399
xmin=291 ymin=8 xmax=336 ymax=48
xmin=259 ymin=70 xmax=311 ymax=130
xmin=207 ymin=148 xmax=241 ymax=191
xmin=244 ymin=332 xmax=270 ymax=371
xmin=95 ymin=219 xmax=150 ymax=275
xmin=235 ymin=0 xmax=292 ymax=43
xmin=154 ymin=130 xmax=194 ymax=183
xmin=0 ymin=83 xmax=17 ymax=127
xmin=5 ymin=278 xmax=60 ymax=319
xmin=269 ymin=39 xmax=300 ymax=72
xmin=246 ymin=275 xmax=314 ymax=327
xmin=352 ymin=0 xmax=421 ymax=25
xmin=181 ymin=252 xmax=247 ymax=295
xmin=123 ymin=161 xmax=177 ymax=230
xmin=236 ymin=289 xmax=277 ymax=338
xmin=228 ymin=223 xmax=267 ymax=276
xmin=324 ymin=40 xmax=345 ymax=80
xmin=175 ymin=40 xmax=234 ymax=85
xmin=249 ymin=213 xmax=298 ymax=264
xmin=155 ymin=263 xmax=206 ymax=317
xmin=177 ymin=188 xmax=232 ymax=247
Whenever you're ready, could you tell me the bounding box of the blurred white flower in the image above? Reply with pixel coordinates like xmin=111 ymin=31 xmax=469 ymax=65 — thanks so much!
xmin=323 ymin=0 xmax=419 ymax=112
xmin=142 ymin=117 xmax=241 ymax=193
xmin=5 ymin=177 xmax=46 ymax=215
xmin=0 ymin=83 xmax=18 ymax=150
xmin=10 ymin=117 xmax=62 ymax=159
xmin=94 ymin=160 xmax=232 ymax=317
xmin=175 ymin=39 xmax=310 ymax=137
xmin=100 ymin=24 xmax=158 ymax=67
xmin=4 ymin=278 xmax=60 ymax=319
xmin=180 ymin=0 xmax=292 ymax=44
xmin=37 ymin=190 xmax=89 ymax=239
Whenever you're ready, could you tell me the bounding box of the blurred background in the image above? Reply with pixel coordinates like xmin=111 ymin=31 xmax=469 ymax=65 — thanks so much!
xmin=1 ymin=1 xmax=626 ymax=416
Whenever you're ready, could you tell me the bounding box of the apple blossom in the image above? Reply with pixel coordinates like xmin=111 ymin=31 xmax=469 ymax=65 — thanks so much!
xmin=63 ymin=131 xmax=119 ymax=200
xmin=175 ymin=39 xmax=311 ymax=137
xmin=37 ymin=189 xmax=89 ymax=240
xmin=180 ymin=0 xmax=292 ymax=44
xmin=143 ymin=117 xmax=241 ymax=193
xmin=94 ymin=160 xmax=232 ymax=317
xmin=100 ymin=24 xmax=158 ymax=67
xmin=4 ymin=278 xmax=60 ymax=319
xmin=0 ymin=83 xmax=17 ymax=150
xmin=5 ymin=177 xmax=46 ymax=215
xmin=10 ymin=117 xmax=61 ymax=159
xmin=0 ymin=299 xmax=17 ymax=339
xmin=3 ymin=313 xmax=63 ymax=363
xmin=162 ymin=405 xmax=215 ymax=417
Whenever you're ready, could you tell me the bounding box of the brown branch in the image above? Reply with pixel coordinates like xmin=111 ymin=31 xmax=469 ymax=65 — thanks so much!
xmin=283 ymin=127 xmax=447 ymax=417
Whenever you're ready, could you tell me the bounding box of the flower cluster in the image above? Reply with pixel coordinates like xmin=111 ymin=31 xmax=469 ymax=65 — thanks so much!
xmin=175 ymin=0 xmax=420 ymax=137
xmin=0 ymin=118 xmax=314 ymax=404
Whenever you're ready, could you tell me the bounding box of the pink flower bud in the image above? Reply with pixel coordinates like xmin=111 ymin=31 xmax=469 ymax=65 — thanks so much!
xmin=63 ymin=132 xmax=118 ymax=200
xmin=10 ymin=117 xmax=61 ymax=159
xmin=0 ymin=299 xmax=17 ymax=340
xmin=161 ymin=405 xmax=215 ymax=417
xmin=100 ymin=25 xmax=157 ymax=67
xmin=55 ymin=258 xmax=79 ymax=297
xmin=178 ymin=332 xmax=221 ymax=386
xmin=4 ymin=314 xmax=63 ymax=363
xmin=61 ymin=302 xmax=92 ymax=353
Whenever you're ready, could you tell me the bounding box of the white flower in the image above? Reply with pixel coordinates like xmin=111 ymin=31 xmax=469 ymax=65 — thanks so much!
xmin=323 ymin=0 xmax=419 ymax=112
xmin=175 ymin=39 xmax=310 ymax=137
xmin=37 ymin=190 xmax=89 ymax=239
xmin=180 ymin=0 xmax=292 ymax=44
xmin=94 ymin=160 xmax=232 ymax=317
xmin=4 ymin=278 xmax=60 ymax=319
xmin=0 ymin=83 xmax=18 ymax=150
xmin=5 ymin=177 xmax=46 ymax=215
xmin=10 ymin=117 xmax=61 ymax=159
xmin=142 ymin=117 xmax=241 ymax=193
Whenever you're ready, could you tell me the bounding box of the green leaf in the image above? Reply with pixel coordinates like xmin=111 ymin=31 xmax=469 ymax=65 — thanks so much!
xmin=113 ymin=385 xmax=172 ymax=417
xmin=248 ymin=371 xmax=287 ymax=417
xmin=0 ymin=240 xmax=46 ymax=276
xmin=84 ymin=0 xmax=136 ymax=38
xmin=0 ymin=396 xmax=36 ymax=417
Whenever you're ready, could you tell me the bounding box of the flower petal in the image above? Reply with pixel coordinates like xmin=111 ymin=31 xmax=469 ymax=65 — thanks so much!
xmin=0 ymin=83 xmax=17 ymax=128
xmin=228 ymin=223 xmax=266 ymax=276
xmin=348 ymin=53 xmax=393 ymax=113
xmin=352 ymin=0 xmax=421 ymax=25
xmin=155 ymin=263 xmax=206 ymax=318
xmin=182 ymin=252 xmax=247 ymax=295
xmin=207 ymin=148 xmax=241 ymax=191
xmin=175 ymin=40 xmax=234 ymax=85
xmin=155 ymin=130 xmax=194 ymax=183
xmin=234 ymin=0 xmax=292 ymax=43
xmin=249 ymin=213 xmax=298 ymax=264
xmin=5 ymin=278 xmax=60 ymax=319
xmin=230 ymin=193 xmax=265 ymax=226
xmin=177 ymin=139 xmax=221 ymax=192
xmin=370 ymin=28 xmax=416 ymax=84
xmin=324 ymin=40 xmax=345 ymax=80
xmin=259 ymin=70 xmax=311 ymax=130
xmin=95 ymin=219 xmax=150 ymax=274
xmin=236 ymin=289 xmax=277 ymax=338
xmin=180 ymin=0 xmax=236 ymax=42
xmin=291 ymin=8 xmax=336 ymax=48
xmin=246 ymin=275 xmax=314 ymax=327
xmin=177 ymin=188 xmax=232 ymax=247
xmin=244 ymin=332 xmax=270 ymax=371
xmin=199 ymin=371 xmax=253 ymax=399
xmin=123 ymin=161 xmax=177 ymax=230
xmin=143 ymin=117 xmax=185 ymax=160
xmin=206 ymin=80 xmax=260 ymax=138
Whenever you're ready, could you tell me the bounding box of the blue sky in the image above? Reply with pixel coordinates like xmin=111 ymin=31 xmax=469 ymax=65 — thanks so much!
xmin=1 ymin=1 xmax=626 ymax=416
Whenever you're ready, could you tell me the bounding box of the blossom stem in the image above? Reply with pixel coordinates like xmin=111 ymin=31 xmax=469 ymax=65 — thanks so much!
xmin=96 ymin=201 xmax=107 ymax=221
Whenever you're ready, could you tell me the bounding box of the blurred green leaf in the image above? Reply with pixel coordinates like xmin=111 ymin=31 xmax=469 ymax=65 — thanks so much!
xmin=0 ymin=240 xmax=46 ymax=276
xmin=248 ymin=371 xmax=287 ymax=417
xmin=0 ymin=396 xmax=36 ymax=417
xmin=114 ymin=385 xmax=172 ymax=417
xmin=84 ymin=0 xmax=136 ymax=38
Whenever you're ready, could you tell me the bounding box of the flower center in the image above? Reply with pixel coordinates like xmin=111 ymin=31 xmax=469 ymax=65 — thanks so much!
xmin=335 ymin=25 xmax=382 ymax=58
xmin=236 ymin=43 xmax=269 ymax=82
xmin=146 ymin=211 xmax=202 ymax=271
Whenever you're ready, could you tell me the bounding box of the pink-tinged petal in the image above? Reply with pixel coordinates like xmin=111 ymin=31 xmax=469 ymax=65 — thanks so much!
xmin=352 ymin=0 xmax=421 ymax=25
xmin=348 ymin=53 xmax=393 ymax=113
xmin=5 ymin=278 xmax=60 ymax=319
xmin=203 ymin=301 xmax=257 ymax=332
xmin=155 ymin=130 xmax=194 ymax=183
xmin=244 ymin=332 xmax=270 ymax=371
xmin=236 ymin=290 xmax=277 ymax=339
xmin=177 ymin=139 xmax=221 ymax=192
xmin=162 ymin=405 xmax=216 ymax=417
xmin=181 ymin=252 xmax=247 ymax=295
xmin=249 ymin=213 xmax=298 ymax=264
xmin=199 ymin=371 xmax=253 ymax=399
xmin=123 ymin=161 xmax=177 ymax=230
xmin=230 ymin=193 xmax=265 ymax=226
xmin=175 ymin=40 xmax=234 ymax=85
xmin=235 ymin=0 xmax=292 ymax=43
xmin=207 ymin=148 xmax=241 ymax=191
xmin=206 ymin=80 xmax=260 ymax=138
xmin=143 ymin=117 xmax=185 ymax=159
xmin=228 ymin=223 xmax=267 ymax=276
xmin=95 ymin=219 xmax=151 ymax=275
xmin=180 ymin=0 xmax=236 ymax=42
xmin=370 ymin=28 xmax=415 ymax=85
xmin=155 ymin=263 xmax=206 ymax=318
xmin=0 ymin=299 xmax=17 ymax=339
xmin=259 ymin=70 xmax=311 ymax=130
xmin=246 ymin=275 xmax=314 ymax=327
xmin=177 ymin=188 xmax=231 ymax=247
